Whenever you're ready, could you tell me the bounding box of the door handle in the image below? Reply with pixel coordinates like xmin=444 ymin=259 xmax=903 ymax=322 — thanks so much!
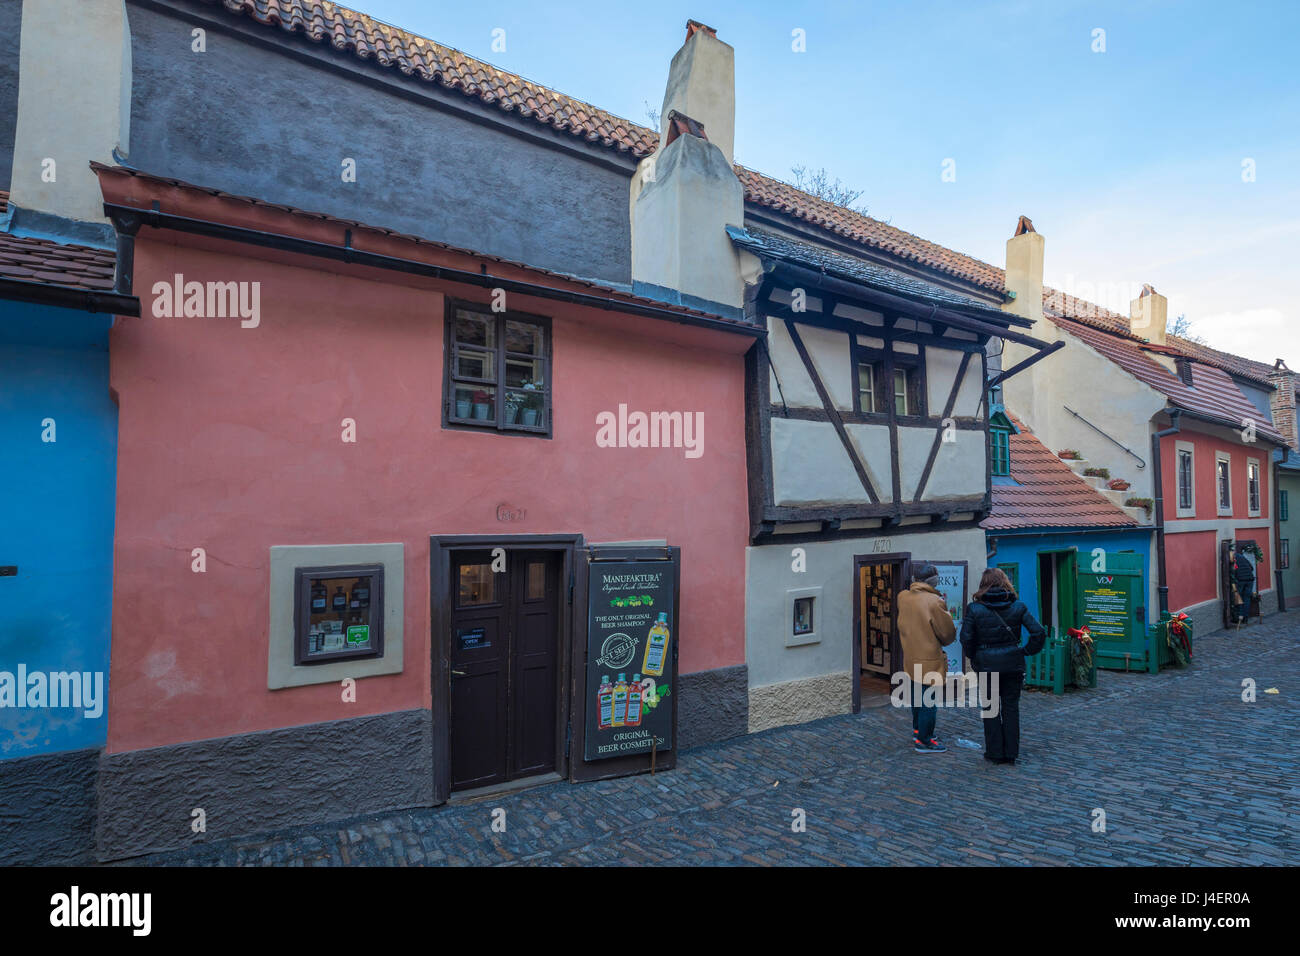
xmin=451 ymin=669 xmax=466 ymax=676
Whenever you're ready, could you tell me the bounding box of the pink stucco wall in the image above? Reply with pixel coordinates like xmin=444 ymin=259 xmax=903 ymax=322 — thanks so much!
xmin=106 ymin=230 xmax=750 ymax=754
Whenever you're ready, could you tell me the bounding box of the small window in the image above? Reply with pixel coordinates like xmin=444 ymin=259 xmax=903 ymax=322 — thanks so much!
xmin=458 ymin=562 xmax=497 ymax=606
xmin=294 ymin=565 xmax=384 ymax=665
xmin=445 ymin=302 xmax=550 ymax=435
xmin=1247 ymin=461 xmax=1261 ymax=515
xmin=793 ymin=596 xmax=815 ymax=636
xmin=894 ymin=368 xmax=909 ymax=415
xmin=997 ymin=563 xmax=1019 ymax=592
xmin=990 ymin=427 xmax=1011 ymax=477
xmin=1217 ymin=456 xmax=1232 ymax=512
xmin=1177 ymin=449 xmax=1193 ymax=511
xmin=525 ymin=560 xmax=546 ymax=601
xmin=1282 ymin=490 xmax=1290 ymax=522
xmin=857 ymin=363 xmax=875 ymax=413
xmin=1281 ymin=539 xmax=1290 ymax=570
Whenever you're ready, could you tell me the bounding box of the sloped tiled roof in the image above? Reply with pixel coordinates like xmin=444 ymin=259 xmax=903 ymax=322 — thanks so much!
xmin=198 ymin=0 xmax=659 ymax=157
xmin=983 ymin=414 xmax=1137 ymax=531
xmin=195 ymin=0 xmax=1285 ymax=406
xmin=0 ymin=190 xmax=117 ymax=293
xmin=726 ymin=226 xmax=1010 ymax=320
xmin=1057 ymin=318 xmax=1285 ymax=443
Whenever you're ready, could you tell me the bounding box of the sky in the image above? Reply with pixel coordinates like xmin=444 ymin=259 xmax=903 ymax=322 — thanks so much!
xmin=348 ymin=0 xmax=1299 ymax=364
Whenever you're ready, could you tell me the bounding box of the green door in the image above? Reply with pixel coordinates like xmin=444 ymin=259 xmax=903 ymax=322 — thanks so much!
xmin=1074 ymin=550 xmax=1144 ymax=668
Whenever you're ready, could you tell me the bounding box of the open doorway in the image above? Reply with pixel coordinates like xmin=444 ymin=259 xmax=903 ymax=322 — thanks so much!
xmin=1036 ymin=548 xmax=1078 ymax=636
xmin=852 ymin=552 xmax=911 ymax=712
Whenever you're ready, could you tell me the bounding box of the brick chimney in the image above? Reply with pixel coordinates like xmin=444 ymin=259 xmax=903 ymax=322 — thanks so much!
xmin=629 ymin=20 xmax=747 ymax=311
xmin=1271 ymin=359 xmax=1298 ymax=449
xmin=1130 ymin=283 xmax=1168 ymax=345
xmin=7 ymin=0 xmax=132 ymax=243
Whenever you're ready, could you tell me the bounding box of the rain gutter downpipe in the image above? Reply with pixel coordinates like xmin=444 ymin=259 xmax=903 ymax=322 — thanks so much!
xmin=1152 ymin=409 xmax=1182 ymax=619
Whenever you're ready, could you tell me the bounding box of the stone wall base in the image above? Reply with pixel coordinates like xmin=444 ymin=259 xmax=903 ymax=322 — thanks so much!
xmin=748 ymin=671 xmax=852 ymax=734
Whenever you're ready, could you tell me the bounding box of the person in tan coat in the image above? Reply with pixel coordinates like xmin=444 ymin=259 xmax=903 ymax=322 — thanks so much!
xmin=896 ymin=562 xmax=957 ymax=753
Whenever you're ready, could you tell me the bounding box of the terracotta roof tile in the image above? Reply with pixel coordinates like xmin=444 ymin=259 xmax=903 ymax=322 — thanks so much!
xmin=0 ymin=190 xmax=118 ymax=294
xmin=1055 ymin=317 xmax=1285 ymax=443
xmin=198 ymin=0 xmax=659 ymax=156
xmin=983 ymin=414 xmax=1137 ymax=531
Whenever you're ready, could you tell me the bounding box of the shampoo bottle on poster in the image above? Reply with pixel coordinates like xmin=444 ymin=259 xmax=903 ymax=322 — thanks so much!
xmin=626 ymin=673 xmax=643 ymax=726
xmin=612 ymin=674 xmax=629 ymax=727
xmin=597 ymin=676 xmax=614 ymax=729
xmin=643 ymin=613 xmax=670 ymax=677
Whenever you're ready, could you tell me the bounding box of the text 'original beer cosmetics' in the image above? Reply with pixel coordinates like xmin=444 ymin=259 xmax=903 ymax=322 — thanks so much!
xmin=643 ymin=612 xmax=671 ymax=677
xmin=597 ymin=675 xmax=614 ymax=729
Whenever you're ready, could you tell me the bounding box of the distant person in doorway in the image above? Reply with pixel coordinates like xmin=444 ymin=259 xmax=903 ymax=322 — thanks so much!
xmin=960 ymin=568 xmax=1046 ymax=766
xmin=897 ymin=562 xmax=957 ymax=754
xmin=1232 ymin=549 xmax=1256 ymax=624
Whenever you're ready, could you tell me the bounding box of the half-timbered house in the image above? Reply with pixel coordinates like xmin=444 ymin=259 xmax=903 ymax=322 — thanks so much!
xmin=723 ymin=230 xmax=1057 ymax=730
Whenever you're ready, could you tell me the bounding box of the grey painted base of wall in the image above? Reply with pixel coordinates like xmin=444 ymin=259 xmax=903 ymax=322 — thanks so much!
xmin=0 ymin=747 xmax=100 ymax=865
xmin=748 ymin=672 xmax=852 ymax=734
xmin=678 ymin=664 xmax=748 ymax=749
xmin=95 ymin=709 xmax=434 ymax=861
xmin=1179 ymin=589 xmax=1277 ymax=640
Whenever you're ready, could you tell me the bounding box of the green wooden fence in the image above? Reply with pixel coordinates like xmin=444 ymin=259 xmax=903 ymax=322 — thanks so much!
xmin=1024 ymin=628 xmax=1098 ymax=694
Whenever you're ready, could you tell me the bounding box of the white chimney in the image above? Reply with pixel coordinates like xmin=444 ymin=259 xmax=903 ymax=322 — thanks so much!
xmin=8 ymin=0 xmax=132 ymax=231
xmin=630 ymin=21 xmax=746 ymax=310
xmin=1002 ymin=215 xmax=1044 ymax=329
xmin=1130 ymin=284 xmax=1168 ymax=345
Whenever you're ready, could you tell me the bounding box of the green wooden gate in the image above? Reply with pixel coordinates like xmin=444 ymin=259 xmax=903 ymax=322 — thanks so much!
xmin=1075 ymin=550 xmax=1145 ymax=670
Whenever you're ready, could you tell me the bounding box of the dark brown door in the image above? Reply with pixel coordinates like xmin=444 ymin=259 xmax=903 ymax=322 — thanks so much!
xmin=449 ymin=549 xmax=561 ymax=791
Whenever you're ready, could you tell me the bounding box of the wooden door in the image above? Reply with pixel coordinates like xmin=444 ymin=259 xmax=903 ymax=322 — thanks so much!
xmin=449 ymin=549 xmax=561 ymax=791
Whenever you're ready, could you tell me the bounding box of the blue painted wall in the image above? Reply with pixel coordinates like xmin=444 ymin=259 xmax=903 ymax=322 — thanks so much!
xmin=0 ymin=300 xmax=116 ymax=758
xmin=985 ymin=528 xmax=1152 ymax=633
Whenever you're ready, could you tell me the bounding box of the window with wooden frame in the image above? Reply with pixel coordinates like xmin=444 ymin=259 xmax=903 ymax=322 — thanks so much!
xmin=444 ymin=301 xmax=551 ymax=436
xmin=1177 ymin=448 xmax=1194 ymax=512
xmin=1216 ymin=452 xmax=1232 ymax=514
xmin=1281 ymin=538 xmax=1290 ymax=570
xmin=853 ymin=343 xmax=925 ymax=418
xmin=293 ymin=564 xmax=384 ymax=665
xmin=990 ymin=426 xmax=1011 ymax=477
xmin=1247 ymin=459 xmax=1261 ymax=515
xmin=1281 ymin=489 xmax=1290 ymax=522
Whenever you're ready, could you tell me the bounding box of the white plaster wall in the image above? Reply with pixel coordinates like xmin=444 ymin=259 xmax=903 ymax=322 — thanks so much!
xmin=897 ymin=426 xmax=986 ymax=499
xmin=767 ymin=316 xmax=819 ymax=408
xmin=927 ymin=346 xmax=982 ymax=416
xmin=771 ymin=418 xmax=864 ymax=505
xmin=10 ymin=0 xmax=132 ymax=223
xmin=745 ymin=526 xmax=989 ymax=688
xmin=799 ymin=323 xmax=853 ymax=411
xmin=844 ymin=423 xmax=893 ymax=496
xmin=1002 ymin=329 xmax=1165 ymax=499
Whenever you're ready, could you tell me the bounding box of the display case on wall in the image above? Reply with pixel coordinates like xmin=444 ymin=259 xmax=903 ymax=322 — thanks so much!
xmin=293 ymin=564 xmax=385 ymax=665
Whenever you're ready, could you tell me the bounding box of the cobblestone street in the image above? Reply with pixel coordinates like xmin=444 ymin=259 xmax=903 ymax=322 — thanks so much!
xmin=127 ymin=615 xmax=1299 ymax=866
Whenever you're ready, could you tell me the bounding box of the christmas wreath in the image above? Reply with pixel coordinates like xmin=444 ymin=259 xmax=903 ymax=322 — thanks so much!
xmin=1166 ymin=613 xmax=1192 ymax=667
xmin=1066 ymin=625 xmax=1095 ymax=687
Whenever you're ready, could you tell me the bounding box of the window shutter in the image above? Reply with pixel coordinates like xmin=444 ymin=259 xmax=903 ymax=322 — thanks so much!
xmin=907 ymin=367 xmax=923 ymax=417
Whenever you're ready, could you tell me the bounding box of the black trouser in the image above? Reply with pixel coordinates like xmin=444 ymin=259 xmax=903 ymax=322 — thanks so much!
xmin=980 ymin=671 xmax=1024 ymax=760
xmin=1235 ymin=580 xmax=1254 ymax=621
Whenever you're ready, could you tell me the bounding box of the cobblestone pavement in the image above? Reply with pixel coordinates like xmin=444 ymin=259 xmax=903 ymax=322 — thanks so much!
xmin=126 ymin=615 xmax=1299 ymax=866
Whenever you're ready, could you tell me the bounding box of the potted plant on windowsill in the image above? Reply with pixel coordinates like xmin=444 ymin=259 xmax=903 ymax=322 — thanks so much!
xmin=471 ymin=388 xmax=492 ymax=420
xmin=454 ymin=388 xmax=473 ymax=419
xmin=520 ymin=378 xmax=544 ymax=427
xmin=504 ymin=391 xmax=524 ymax=424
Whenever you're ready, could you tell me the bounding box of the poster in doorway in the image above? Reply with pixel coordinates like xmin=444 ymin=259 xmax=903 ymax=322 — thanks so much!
xmin=917 ymin=560 xmax=967 ymax=671
xmin=584 ymin=560 xmax=675 ymax=760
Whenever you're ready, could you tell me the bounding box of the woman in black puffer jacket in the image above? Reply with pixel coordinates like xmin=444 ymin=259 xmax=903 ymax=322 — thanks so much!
xmin=959 ymin=568 xmax=1047 ymax=765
